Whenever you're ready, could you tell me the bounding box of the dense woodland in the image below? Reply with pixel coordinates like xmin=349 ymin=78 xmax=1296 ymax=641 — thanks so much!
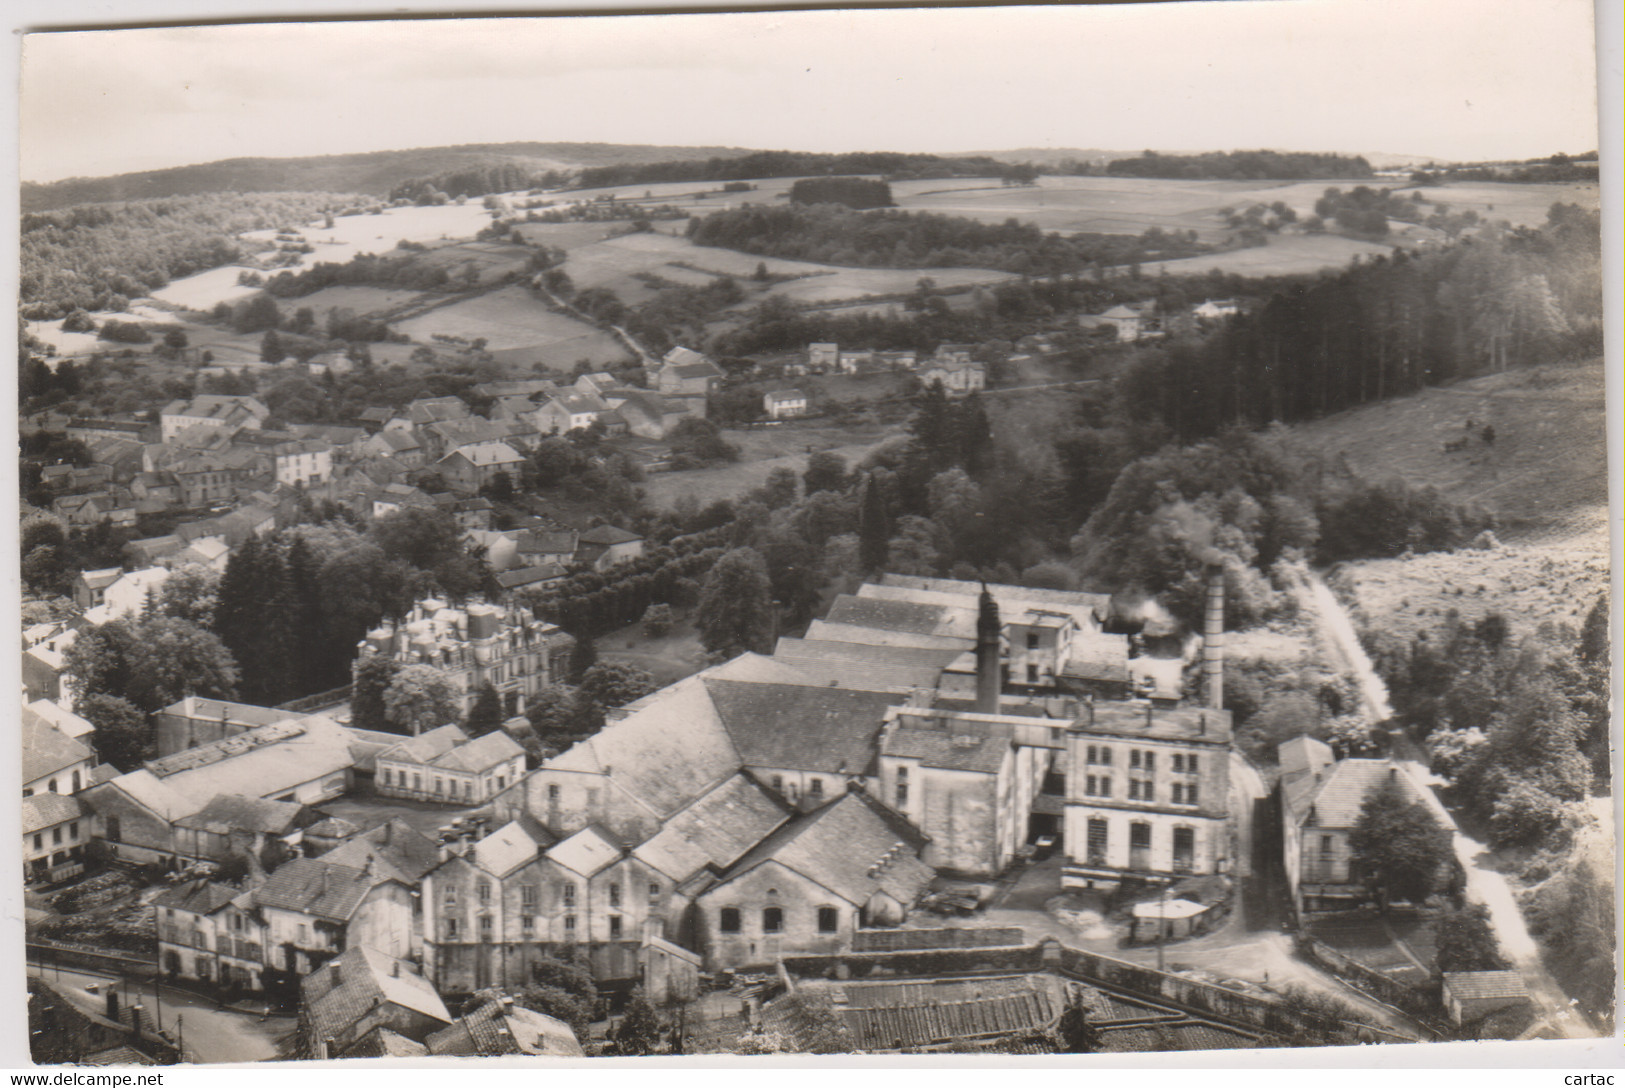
xmin=789 ymin=177 xmax=895 ymax=209
xmin=1104 ymin=149 xmax=1375 ymax=180
xmin=573 ymin=150 xmax=1007 ymax=191
xmin=19 ymin=192 xmax=355 ymax=319
xmin=689 ymin=203 xmax=1210 ymax=275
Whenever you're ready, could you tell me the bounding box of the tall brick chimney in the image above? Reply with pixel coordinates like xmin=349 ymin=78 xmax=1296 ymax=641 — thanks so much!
xmin=975 ymin=583 xmax=1001 ymax=715
xmin=1203 ymin=566 xmax=1225 ymax=710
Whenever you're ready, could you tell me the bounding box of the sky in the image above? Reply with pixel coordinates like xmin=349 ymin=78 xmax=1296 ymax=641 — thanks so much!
xmin=16 ymin=0 xmax=1606 ymax=183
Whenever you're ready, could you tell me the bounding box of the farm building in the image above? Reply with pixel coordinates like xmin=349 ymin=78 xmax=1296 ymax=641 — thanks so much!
xmin=764 ymin=388 xmax=809 ymax=419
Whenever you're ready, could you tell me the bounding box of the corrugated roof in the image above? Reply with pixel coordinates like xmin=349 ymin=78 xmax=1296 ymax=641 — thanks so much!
xmin=1443 ymin=971 xmax=1531 ymax=1002
xmin=706 ymin=679 xmax=901 ymax=776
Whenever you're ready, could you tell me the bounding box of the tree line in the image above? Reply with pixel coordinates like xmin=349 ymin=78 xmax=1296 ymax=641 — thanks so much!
xmin=574 ymin=150 xmax=1007 ymax=191
xmin=1105 ymin=149 xmax=1374 ymax=180
xmin=789 ymin=177 xmax=894 ymax=209
xmin=687 ymin=203 xmax=1211 ymax=276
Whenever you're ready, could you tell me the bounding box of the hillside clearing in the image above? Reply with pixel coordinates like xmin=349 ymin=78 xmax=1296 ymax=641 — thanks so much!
xmin=392 ymin=284 xmax=631 ymax=366
xmin=1141 ymin=233 xmax=1398 ymax=277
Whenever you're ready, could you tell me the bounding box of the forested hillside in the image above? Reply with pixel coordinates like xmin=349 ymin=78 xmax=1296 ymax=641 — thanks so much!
xmin=21 ymin=142 xmax=752 ymax=212
xmin=19 ymin=192 xmax=357 ymax=319
xmin=573 ymin=150 xmax=1007 ymax=190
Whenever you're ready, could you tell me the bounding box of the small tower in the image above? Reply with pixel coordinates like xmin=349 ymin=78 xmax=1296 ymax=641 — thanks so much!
xmin=975 ymin=583 xmax=1001 ymax=715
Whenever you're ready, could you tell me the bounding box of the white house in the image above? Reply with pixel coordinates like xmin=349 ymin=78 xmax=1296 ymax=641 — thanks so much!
xmin=764 ymin=389 xmax=809 ymax=419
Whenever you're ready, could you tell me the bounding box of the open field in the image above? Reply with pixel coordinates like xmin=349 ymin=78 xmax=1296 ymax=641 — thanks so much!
xmin=241 ymin=194 xmax=526 ymax=267
xmin=392 ymin=284 xmax=631 ymax=367
xmin=640 ymin=415 xmax=896 ymax=510
xmin=149 ymin=265 xmax=268 ymax=311
xmin=287 ymin=284 xmax=427 ymax=315
xmin=562 ymin=230 xmax=1014 ymax=307
xmin=400 ymin=239 xmax=533 ymax=286
xmin=1302 ymin=360 xmax=1609 ymax=644
xmin=1409 ymin=180 xmax=1600 ymax=228
xmin=1141 ymin=232 xmax=1398 ymax=277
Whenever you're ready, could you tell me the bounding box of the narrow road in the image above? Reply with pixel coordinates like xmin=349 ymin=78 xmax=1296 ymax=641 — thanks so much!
xmin=1295 ymin=568 xmax=1596 ymax=1040
xmin=27 ymin=962 xmax=295 ymax=1063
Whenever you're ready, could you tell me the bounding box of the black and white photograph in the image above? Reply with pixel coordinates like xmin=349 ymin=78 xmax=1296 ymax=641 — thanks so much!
xmin=10 ymin=0 xmax=1616 ymax=1067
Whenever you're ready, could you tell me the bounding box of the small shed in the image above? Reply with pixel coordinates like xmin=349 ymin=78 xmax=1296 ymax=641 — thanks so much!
xmin=1441 ymin=970 xmax=1532 ymax=1025
xmin=1130 ymin=897 xmax=1209 ymax=942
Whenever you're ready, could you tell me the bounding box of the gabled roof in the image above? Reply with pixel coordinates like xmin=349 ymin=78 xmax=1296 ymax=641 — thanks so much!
xmin=441 ymin=441 xmax=523 ymax=468
xmin=1298 ymin=759 xmax=1447 ymax=831
xmin=578 ymin=524 xmax=641 ymax=545
xmin=1442 ymin=971 xmax=1531 ymax=1002
xmin=378 ymin=723 xmax=470 ymax=766
xmin=87 ymin=769 xmax=194 ymax=823
xmin=151 ymin=878 xmax=240 ymax=916
xmin=321 ymin=819 xmax=443 ymax=885
xmin=632 ymin=772 xmax=792 ymax=883
xmin=302 ymin=946 xmax=451 ymax=1049
xmin=23 ymin=717 xmax=93 ymax=784
xmin=425 ymin=1001 xmax=583 ymax=1057
xmin=661 ymin=346 xmax=714 ymax=370
xmin=705 ymin=679 xmax=901 ymax=776
xmin=473 ymin=819 xmax=551 ymax=878
xmin=1278 ymin=734 xmax=1337 ymax=823
xmin=517 ymin=529 xmax=578 ymax=555
xmin=174 ymin=793 xmax=306 ymax=836
xmin=883 ymin=726 xmax=1012 ymax=774
xmin=433 ymin=730 xmax=523 ymax=774
xmin=23 ymin=792 xmax=84 ymax=835
xmin=79 ymin=568 xmax=122 ymax=591
xmin=546 ymin=825 xmax=622 ymax=878
xmin=254 ymin=857 xmax=389 ymax=922
xmin=717 ymin=791 xmax=934 ymax=909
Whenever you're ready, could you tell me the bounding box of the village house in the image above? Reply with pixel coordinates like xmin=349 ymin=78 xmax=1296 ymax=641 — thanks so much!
xmin=153 ymin=880 xmax=266 ymax=991
xmin=535 ymin=393 xmax=608 ymax=434
xmin=253 ymin=856 xmax=416 ymax=977
xmin=159 ymin=395 xmax=269 ymax=443
xmin=402 ymin=396 xmax=472 ymax=430
xmin=574 ymin=524 xmax=644 ymax=571
xmin=361 ymin=428 xmax=426 ymax=467
xmin=298 ymin=946 xmax=451 ymax=1059
xmin=806 ymin=342 xmax=840 ymax=371
xmin=24 ymin=792 xmax=91 ymax=885
xmin=655 ymin=347 xmax=724 ymax=397
xmin=80 ymin=567 xmax=172 ymax=627
xmin=288 ymin=423 xmax=369 ymax=462
xmin=435 ymin=441 xmax=525 ymax=495
xmin=67 ymin=417 xmax=156 ymax=445
xmin=1278 ymin=737 xmax=1455 ymax=916
xmin=171 ymin=793 xmax=312 ymax=867
xmin=21 ymin=628 xmax=78 ymax=709
xmin=375 ymin=724 xmax=527 ymax=806
xmin=1440 ymin=971 xmax=1533 ymax=1028
xmin=24 ymin=698 xmax=96 ymax=743
xmin=918 ymin=359 xmax=987 ymax=396
xmin=23 ymin=715 xmax=97 ymax=799
xmin=355 ymin=598 xmax=575 ymax=722
xmin=763 ymin=388 xmax=809 ymax=419
xmin=267 ymin=438 xmax=334 ymax=487
xmin=1193 ymin=298 xmax=1242 ymax=322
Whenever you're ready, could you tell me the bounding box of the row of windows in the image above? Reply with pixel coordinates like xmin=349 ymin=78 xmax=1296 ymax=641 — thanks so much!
xmin=718 ymin=906 xmax=839 ymax=935
xmin=30 ymin=821 xmax=81 ymax=852
xmin=1083 ymin=818 xmax=1197 ymax=869
xmin=1083 ymin=747 xmax=1202 ymax=775
xmin=23 ymin=770 xmax=82 ymax=797
xmin=443 ymin=913 xmax=626 ymax=940
xmin=380 ymin=768 xmax=508 ymax=796
xmin=1082 ymin=776 xmax=1198 ymax=806
xmin=445 ymin=880 xmax=662 ymax=909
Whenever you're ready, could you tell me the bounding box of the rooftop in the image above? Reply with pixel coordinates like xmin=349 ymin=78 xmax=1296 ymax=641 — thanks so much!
xmin=254 ymin=857 xmax=388 ymax=922
xmin=23 ymin=716 xmax=93 ymax=785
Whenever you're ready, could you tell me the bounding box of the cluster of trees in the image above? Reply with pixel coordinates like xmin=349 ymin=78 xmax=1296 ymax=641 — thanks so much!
xmin=19 ymin=514 xmax=135 ymax=598
xmin=1349 ymin=774 xmax=1457 ymax=911
xmin=1068 ymin=427 xmax=1492 ymax=632
xmin=388 ymin=162 xmax=566 ymax=204
xmin=1411 ymin=154 xmax=1599 ymax=186
xmin=691 ymin=204 xmax=1210 ymax=276
xmin=211 ymin=510 xmax=493 ymax=707
xmin=520 ymin=662 xmax=660 ymax=755
xmin=1309 ymin=186 xmax=1417 ymax=237
xmin=1372 ymin=598 xmax=1607 ymax=851
xmin=524 ymin=525 xmax=732 ymax=638
xmin=789 ymin=177 xmax=894 ymax=210
xmin=1105 ymin=149 xmax=1374 ymax=180
xmin=1110 ymin=205 xmax=1603 ymax=445
xmin=19 ymin=192 xmax=350 ymax=319
xmin=260 ymin=252 xmax=466 ymax=298
xmin=574 ymin=150 xmax=1007 ymax=191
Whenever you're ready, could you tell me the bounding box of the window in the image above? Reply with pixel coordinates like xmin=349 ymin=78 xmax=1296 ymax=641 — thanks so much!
xmin=444 ymin=887 xmax=458 ymax=908
xmin=477 ymin=880 xmax=491 ymax=904
xmin=563 ymin=915 xmax=577 ymax=934
xmin=1187 ymin=754 xmax=1198 ymax=774
xmin=771 ymin=775 xmax=784 ymax=792
xmin=1320 ymin=834 xmax=1334 ymax=857
xmin=413 ymin=774 xmax=422 ymax=792
xmin=548 ymin=784 xmax=560 ymax=802
xmin=521 ymin=914 xmax=535 ymax=931
xmin=817 ymin=907 xmax=838 ymax=933
xmin=463 ymin=780 xmax=473 ymax=800
xmin=434 ymin=778 xmax=444 ymax=795
xmin=1026 ymin=632 xmax=1039 ymax=649
xmin=381 ymin=769 xmax=392 ymax=787
xmin=479 ymin=914 xmax=493 ymax=938
xmin=1099 ymin=747 xmax=1112 ymax=766
xmin=105 ymin=817 xmax=120 ymax=843
xmin=763 ymin=907 xmax=784 ymax=933
xmin=521 ymin=885 xmax=538 ymax=911
xmin=608 ymin=916 xmax=622 ymax=938
xmin=1129 ymin=750 xmax=1140 ymax=769
xmin=719 ymin=908 xmax=741 ymax=934
xmin=22 ymin=788 xmax=31 ymax=798
xmin=895 ymin=766 xmax=909 ymax=807
xmin=562 ymin=883 xmax=576 ymax=907
xmin=1144 ymin=751 xmax=1156 ymax=772
xmin=70 ymin=771 xmax=80 ymax=792
xmin=32 ymin=834 xmax=43 ymax=851
xmin=608 ymin=884 xmax=621 ymax=908
xmin=808 ymin=778 xmax=823 ymax=798
xmin=1172 ymin=754 xmax=1184 ymax=773
xmin=1086 ymin=818 xmax=1108 ymax=865
xmin=1026 ymin=664 xmax=1039 ymax=683
xmin=1185 ymin=782 xmax=1198 ymax=806
xmin=649 ymin=882 xmax=661 ymax=900
xmin=1173 ymin=827 xmax=1195 ymax=872
xmin=48 ymin=780 xmax=58 ymax=793
xmin=496 ymin=776 xmax=506 ymax=791
xmin=1129 ymin=822 xmax=1152 ymax=870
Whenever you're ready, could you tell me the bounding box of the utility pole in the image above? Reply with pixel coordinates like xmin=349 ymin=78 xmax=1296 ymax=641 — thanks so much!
xmin=1156 ymin=882 xmax=1169 ymax=974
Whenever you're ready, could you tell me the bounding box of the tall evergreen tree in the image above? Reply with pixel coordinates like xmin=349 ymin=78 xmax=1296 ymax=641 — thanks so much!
xmin=695 ymin=547 xmax=774 ymax=659
xmin=351 ymin=655 xmax=399 ymax=733
xmin=856 ymin=472 xmax=891 ymax=574
xmin=464 ymin=681 xmax=505 ymax=737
